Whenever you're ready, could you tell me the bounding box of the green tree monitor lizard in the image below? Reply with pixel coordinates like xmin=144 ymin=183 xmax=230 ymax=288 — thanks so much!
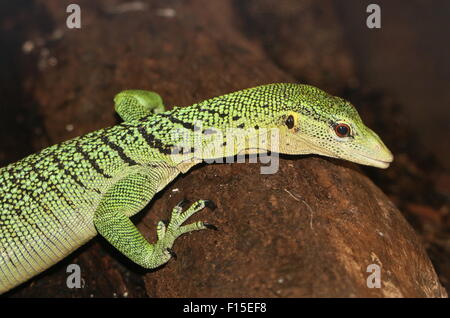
xmin=0 ymin=83 xmax=393 ymax=294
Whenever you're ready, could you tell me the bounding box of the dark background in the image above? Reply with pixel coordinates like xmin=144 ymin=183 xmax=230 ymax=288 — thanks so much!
xmin=0 ymin=0 xmax=448 ymax=297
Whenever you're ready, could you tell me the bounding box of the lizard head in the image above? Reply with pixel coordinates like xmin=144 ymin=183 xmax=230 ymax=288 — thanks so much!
xmin=279 ymin=84 xmax=393 ymax=169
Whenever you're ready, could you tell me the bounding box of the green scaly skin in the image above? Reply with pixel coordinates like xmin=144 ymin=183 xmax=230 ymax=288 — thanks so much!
xmin=0 ymin=83 xmax=393 ymax=294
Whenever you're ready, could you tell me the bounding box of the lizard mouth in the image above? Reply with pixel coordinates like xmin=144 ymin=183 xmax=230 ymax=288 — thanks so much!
xmin=351 ymin=152 xmax=393 ymax=169
xmin=296 ymin=135 xmax=393 ymax=169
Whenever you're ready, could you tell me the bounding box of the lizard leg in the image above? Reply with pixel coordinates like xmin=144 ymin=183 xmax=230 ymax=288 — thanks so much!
xmin=114 ymin=89 xmax=165 ymax=122
xmin=93 ymin=172 xmax=215 ymax=269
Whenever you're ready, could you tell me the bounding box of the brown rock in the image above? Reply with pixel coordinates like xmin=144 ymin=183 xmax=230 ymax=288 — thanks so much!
xmin=145 ymin=158 xmax=446 ymax=297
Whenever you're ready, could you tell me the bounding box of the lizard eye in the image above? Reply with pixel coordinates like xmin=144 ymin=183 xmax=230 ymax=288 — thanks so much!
xmin=285 ymin=115 xmax=295 ymax=129
xmin=334 ymin=123 xmax=351 ymax=138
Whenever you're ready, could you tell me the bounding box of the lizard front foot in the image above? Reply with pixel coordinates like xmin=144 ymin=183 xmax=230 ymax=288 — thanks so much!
xmin=148 ymin=199 xmax=217 ymax=267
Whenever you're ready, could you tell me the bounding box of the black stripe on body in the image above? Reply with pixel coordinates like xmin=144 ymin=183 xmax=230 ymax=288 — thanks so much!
xmin=38 ymin=144 xmax=101 ymax=195
xmin=160 ymin=113 xmax=202 ymax=131
xmin=100 ymin=135 xmax=138 ymax=166
xmin=52 ymin=146 xmax=89 ymax=190
xmin=1 ymin=187 xmax=48 ymax=272
xmin=28 ymin=159 xmax=81 ymax=216
xmin=9 ymin=159 xmax=79 ymax=224
xmin=137 ymin=126 xmax=174 ymax=155
xmin=1 ymin=153 xmax=88 ymax=254
xmin=10 ymin=160 xmax=82 ymax=259
xmin=197 ymin=107 xmax=228 ymax=119
xmin=75 ymin=141 xmax=113 ymax=178
xmin=16 ymin=159 xmax=89 ymax=252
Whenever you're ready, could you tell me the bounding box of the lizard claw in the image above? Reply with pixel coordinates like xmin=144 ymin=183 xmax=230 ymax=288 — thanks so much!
xmin=203 ymin=222 xmax=218 ymax=231
xmin=204 ymin=200 xmax=217 ymax=211
xmin=176 ymin=198 xmax=190 ymax=209
xmin=166 ymin=248 xmax=177 ymax=260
